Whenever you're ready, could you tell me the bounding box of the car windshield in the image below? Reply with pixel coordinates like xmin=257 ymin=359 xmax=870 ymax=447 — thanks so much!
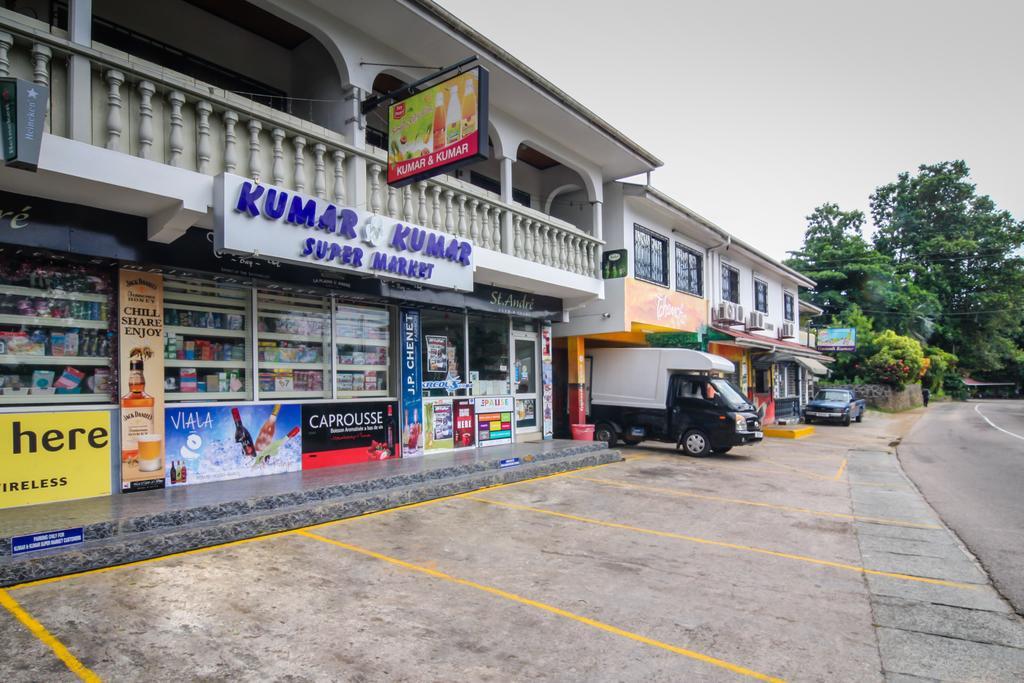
xmin=711 ymin=379 xmax=753 ymax=411
xmin=815 ymin=390 xmax=850 ymax=402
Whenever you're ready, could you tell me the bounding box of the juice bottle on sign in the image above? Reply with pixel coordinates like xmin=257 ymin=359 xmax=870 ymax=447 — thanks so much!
xmin=121 ymin=353 xmax=155 ymax=463
xmin=461 ymin=78 xmax=477 ymax=137
xmin=180 ymin=461 xmax=187 ymax=483
xmin=432 ymin=91 xmax=446 ymax=151
xmin=255 ymin=404 xmax=280 ymax=452
xmin=445 ymin=85 xmax=462 ymax=144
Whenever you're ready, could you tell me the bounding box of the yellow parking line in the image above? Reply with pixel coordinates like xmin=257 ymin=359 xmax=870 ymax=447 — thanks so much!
xmin=294 ymin=530 xmax=783 ymax=682
xmin=467 ymin=497 xmax=975 ymax=589
xmin=0 ymin=588 xmax=100 ymax=681
xmin=761 ymin=460 xmax=833 ymax=480
xmin=567 ymin=475 xmax=940 ymax=529
xmin=8 ymin=459 xmax=622 ymax=592
xmin=833 ymin=459 xmax=848 ymax=481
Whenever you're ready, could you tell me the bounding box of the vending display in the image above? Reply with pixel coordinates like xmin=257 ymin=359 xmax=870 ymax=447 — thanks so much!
xmin=0 ymin=258 xmax=115 ymax=405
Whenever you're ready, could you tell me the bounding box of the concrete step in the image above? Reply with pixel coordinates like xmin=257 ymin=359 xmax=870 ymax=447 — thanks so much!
xmin=1 ymin=441 xmax=620 ymax=586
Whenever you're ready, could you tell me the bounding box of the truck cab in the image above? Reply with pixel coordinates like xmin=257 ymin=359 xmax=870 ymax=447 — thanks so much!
xmin=588 ymin=348 xmax=763 ymax=456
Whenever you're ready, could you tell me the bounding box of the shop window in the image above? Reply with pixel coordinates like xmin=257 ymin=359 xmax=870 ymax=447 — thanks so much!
xmin=755 ymin=368 xmax=770 ymax=394
xmin=0 ymin=256 xmax=115 ymax=406
xmin=674 ymin=244 xmax=703 ymax=296
xmin=722 ymin=265 xmax=740 ymax=304
xmin=784 ymin=292 xmax=795 ymax=321
xmin=634 ymin=224 xmax=668 ymax=286
xmin=468 ymin=314 xmax=509 ymax=396
xmin=163 ymin=277 xmax=251 ymax=401
xmin=754 ymin=279 xmax=768 ymax=313
xmin=421 ymin=309 xmax=467 ymax=398
xmin=256 ymin=290 xmax=330 ymax=400
xmin=335 ymin=302 xmax=390 ymax=398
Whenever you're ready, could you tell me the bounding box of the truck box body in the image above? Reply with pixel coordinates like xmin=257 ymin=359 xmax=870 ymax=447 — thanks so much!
xmin=590 ymin=348 xmax=735 ymax=410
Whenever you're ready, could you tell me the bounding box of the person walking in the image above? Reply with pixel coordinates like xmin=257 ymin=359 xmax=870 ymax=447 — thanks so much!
xmin=922 ymin=387 xmax=930 ymax=407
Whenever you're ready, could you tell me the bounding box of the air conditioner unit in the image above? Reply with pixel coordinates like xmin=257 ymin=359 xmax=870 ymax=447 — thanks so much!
xmin=746 ymin=311 xmax=765 ymax=331
xmin=716 ymin=302 xmax=742 ymax=324
xmin=779 ymin=322 xmax=796 ymax=339
xmin=734 ymin=305 xmax=745 ymax=323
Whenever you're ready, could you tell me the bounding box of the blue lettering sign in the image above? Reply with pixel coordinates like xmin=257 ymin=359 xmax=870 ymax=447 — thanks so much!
xmin=11 ymin=527 xmax=85 ymax=556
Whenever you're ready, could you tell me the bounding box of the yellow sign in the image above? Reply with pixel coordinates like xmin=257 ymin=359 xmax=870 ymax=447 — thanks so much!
xmin=0 ymin=411 xmax=112 ymax=509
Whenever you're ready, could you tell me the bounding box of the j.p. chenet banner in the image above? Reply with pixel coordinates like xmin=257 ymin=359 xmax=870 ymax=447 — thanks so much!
xmin=213 ymin=173 xmax=474 ymax=292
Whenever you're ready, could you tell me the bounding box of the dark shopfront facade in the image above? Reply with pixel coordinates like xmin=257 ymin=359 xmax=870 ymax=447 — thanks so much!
xmin=0 ymin=189 xmax=560 ymax=510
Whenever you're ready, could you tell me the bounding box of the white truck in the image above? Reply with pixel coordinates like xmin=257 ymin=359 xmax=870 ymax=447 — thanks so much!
xmin=588 ymin=348 xmax=763 ymax=456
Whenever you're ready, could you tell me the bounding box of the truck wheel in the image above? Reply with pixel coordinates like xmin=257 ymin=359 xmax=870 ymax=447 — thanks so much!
xmin=804 ymin=417 xmax=813 ymax=425
xmin=681 ymin=430 xmax=711 ymax=457
xmin=593 ymin=423 xmax=617 ymax=446
xmin=843 ymin=414 xmax=852 ymax=426
xmin=855 ymin=412 xmax=863 ymax=423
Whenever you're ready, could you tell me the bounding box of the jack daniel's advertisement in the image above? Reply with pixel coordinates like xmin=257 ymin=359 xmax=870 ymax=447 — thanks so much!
xmin=119 ymin=269 xmax=165 ymax=492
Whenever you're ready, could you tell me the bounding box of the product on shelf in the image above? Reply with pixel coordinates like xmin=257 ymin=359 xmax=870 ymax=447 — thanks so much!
xmin=258 ymin=341 xmax=321 ymax=364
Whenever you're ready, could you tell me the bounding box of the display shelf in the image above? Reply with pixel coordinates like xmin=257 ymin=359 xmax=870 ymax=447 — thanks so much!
xmin=0 ymin=355 xmax=109 ymax=366
xmin=257 ymin=310 xmax=329 ymax=322
xmin=257 ymin=332 xmax=326 ymax=343
xmin=258 ymin=361 xmax=326 ymax=370
xmin=165 ymin=359 xmax=247 ymax=369
xmin=165 ymin=325 xmax=246 ymax=339
xmin=259 ymin=389 xmax=329 ymax=399
xmin=0 ymin=314 xmax=107 ymax=329
xmin=336 ymin=390 xmax=390 ymax=398
xmin=334 ymin=336 xmax=388 ymax=347
xmin=0 ymin=393 xmax=109 ymax=405
xmin=166 ymin=391 xmax=248 ymax=401
xmin=0 ymin=284 xmax=108 ymax=302
xmin=163 ymin=290 xmax=248 ymax=308
xmin=336 ymin=364 xmax=388 ymax=372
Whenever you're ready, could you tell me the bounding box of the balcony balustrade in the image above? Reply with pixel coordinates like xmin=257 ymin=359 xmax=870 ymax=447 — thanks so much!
xmin=0 ymin=17 xmax=601 ymax=278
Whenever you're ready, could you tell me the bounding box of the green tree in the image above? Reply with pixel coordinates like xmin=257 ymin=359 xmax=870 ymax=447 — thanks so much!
xmin=871 ymin=161 xmax=1024 ymax=373
xmin=864 ymin=331 xmax=924 ymax=390
xmin=922 ymin=346 xmax=958 ymax=394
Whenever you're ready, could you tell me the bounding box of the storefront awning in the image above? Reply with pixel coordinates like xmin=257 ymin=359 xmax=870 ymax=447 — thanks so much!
xmin=793 ymin=356 xmax=830 ymax=376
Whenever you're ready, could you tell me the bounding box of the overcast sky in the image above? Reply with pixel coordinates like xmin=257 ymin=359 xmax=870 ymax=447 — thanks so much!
xmin=437 ymin=0 xmax=1023 ymax=260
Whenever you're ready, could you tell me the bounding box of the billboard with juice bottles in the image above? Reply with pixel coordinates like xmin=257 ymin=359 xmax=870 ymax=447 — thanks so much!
xmin=386 ymin=67 xmax=489 ymax=187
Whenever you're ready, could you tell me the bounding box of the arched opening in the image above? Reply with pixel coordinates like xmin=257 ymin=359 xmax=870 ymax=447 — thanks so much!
xmin=514 ymin=142 xmax=594 ymax=231
xmin=60 ymin=0 xmax=349 ymax=131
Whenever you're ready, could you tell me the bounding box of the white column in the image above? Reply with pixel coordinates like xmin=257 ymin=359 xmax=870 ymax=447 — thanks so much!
xmin=67 ymin=0 xmax=92 ymax=142
xmin=500 ymin=155 xmax=514 ymax=254
xmin=342 ymin=85 xmax=367 ymax=209
xmin=591 ymin=200 xmax=603 ymax=241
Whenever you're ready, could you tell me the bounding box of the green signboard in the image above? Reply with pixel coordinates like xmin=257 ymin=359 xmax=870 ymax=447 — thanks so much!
xmin=0 ymin=77 xmax=47 ymax=171
xmin=602 ymin=249 xmax=627 ymax=279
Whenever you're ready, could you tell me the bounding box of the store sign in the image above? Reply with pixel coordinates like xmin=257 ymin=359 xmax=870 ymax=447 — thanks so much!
xmin=817 ymin=327 xmax=857 ymax=352
xmin=301 ymin=401 xmax=398 ymax=469
xmin=400 ymin=308 xmax=424 ymax=457
xmin=11 ymin=527 xmax=84 ymax=556
xmin=0 ymin=411 xmax=111 ymax=509
xmin=0 ymin=78 xmax=48 ymax=172
xmin=602 ymin=249 xmax=627 ymax=279
xmin=475 ymin=396 xmax=513 ymax=447
xmin=626 ymin=278 xmax=706 ymax=332
xmin=454 ymin=398 xmax=475 ymax=448
xmin=214 ymin=173 xmax=474 ymax=292
xmin=471 ymin=284 xmax=561 ymax=320
xmin=499 ymin=458 xmax=521 ymax=469
xmin=387 ymin=67 xmax=489 ymax=187
xmin=164 ymin=403 xmax=302 ymax=486
xmin=119 ymin=270 xmax=166 ymax=493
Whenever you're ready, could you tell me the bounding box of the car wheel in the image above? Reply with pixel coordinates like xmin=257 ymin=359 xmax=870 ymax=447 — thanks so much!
xmin=681 ymin=429 xmax=711 ymax=457
xmin=593 ymin=423 xmax=617 ymax=447
xmin=843 ymin=414 xmax=851 ymax=426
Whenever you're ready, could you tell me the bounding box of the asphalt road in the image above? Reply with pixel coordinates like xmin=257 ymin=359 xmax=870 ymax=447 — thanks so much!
xmin=899 ymin=399 xmax=1024 ymax=615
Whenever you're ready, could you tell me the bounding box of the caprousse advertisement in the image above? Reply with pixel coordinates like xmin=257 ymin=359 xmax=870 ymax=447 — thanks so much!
xmin=163 ymin=400 xmax=399 ymax=485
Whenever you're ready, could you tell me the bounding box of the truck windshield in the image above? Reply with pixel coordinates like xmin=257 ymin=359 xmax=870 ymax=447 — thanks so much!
xmin=815 ymin=390 xmax=850 ymax=402
xmin=710 ymin=379 xmax=753 ymax=412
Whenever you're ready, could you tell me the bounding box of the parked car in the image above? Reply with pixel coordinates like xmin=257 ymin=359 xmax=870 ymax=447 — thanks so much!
xmin=588 ymin=348 xmax=763 ymax=456
xmin=803 ymin=389 xmax=866 ymax=426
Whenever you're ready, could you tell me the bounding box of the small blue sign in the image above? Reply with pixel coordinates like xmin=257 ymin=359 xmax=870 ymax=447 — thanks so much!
xmin=11 ymin=527 xmax=84 ymax=556
xmin=499 ymin=457 xmax=521 ymax=469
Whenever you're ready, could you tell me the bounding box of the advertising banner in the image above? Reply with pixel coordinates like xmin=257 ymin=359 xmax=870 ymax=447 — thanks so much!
xmin=475 ymin=396 xmax=513 ymax=447
xmin=119 ymin=269 xmax=165 ymax=492
xmin=1 ymin=411 xmax=111 ymax=509
xmin=625 ymin=278 xmax=706 ymax=332
xmin=426 ymin=335 xmax=448 ymax=373
xmin=164 ymin=403 xmax=302 ymax=486
xmin=601 ymin=249 xmax=628 ymax=279
xmin=400 ymin=308 xmax=424 ymax=457
xmin=0 ymin=77 xmax=48 ymax=171
xmin=817 ymin=327 xmax=857 ymax=352
xmin=541 ymin=323 xmax=554 ymax=439
xmin=424 ymin=399 xmax=454 ymax=450
xmin=301 ymin=401 xmax=399 ymax=469
xmin=453 ymin=398 xmax=476 ymax=448
xmin=214 ymin=173 xmax=475 ymax=292
xmin=387 ymin=67 xmax=489 ymax=187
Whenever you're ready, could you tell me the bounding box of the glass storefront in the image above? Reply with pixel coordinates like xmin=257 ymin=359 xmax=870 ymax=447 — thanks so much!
xmin=468 ymin=313 xmax=509 ymax=396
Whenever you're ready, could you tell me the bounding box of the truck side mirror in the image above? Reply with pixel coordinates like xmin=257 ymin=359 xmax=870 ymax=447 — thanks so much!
xmin=757 ymin=404 xmax=766 ymax=419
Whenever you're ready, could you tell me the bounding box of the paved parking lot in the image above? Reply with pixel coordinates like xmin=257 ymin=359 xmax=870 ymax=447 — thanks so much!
xmin=3 ymin=411 xmax=1023 ymax=681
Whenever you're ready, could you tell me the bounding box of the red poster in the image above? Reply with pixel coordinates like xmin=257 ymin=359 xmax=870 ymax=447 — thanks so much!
xmin=453 ymin=398 xmax=475 ymax=448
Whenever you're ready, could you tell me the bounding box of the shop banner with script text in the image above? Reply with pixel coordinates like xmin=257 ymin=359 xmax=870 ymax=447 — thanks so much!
xmin=119 ymin=269 xmax=165 ymax=492
xmin=625 ymin=278 xmax=707 ymax=332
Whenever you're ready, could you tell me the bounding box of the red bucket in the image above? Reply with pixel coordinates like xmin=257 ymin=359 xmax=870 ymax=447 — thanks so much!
xmin=570 ymin=423 xmax=594 ymax=441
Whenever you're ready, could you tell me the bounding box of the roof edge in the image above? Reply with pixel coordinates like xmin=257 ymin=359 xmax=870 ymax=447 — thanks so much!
xmin=403 ymin=0 xmax=663 ymax=170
